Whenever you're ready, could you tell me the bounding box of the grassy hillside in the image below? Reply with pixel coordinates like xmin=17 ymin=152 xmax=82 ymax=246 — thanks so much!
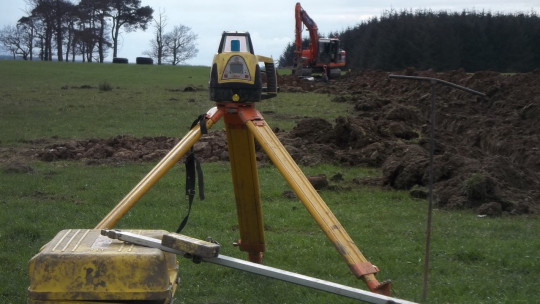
xmin=0 ymin=61 xmax=212 ymax=143
xmin=0 ymin=61 xmax=538 ymax=304
xmin=0 ymin=61 xmax=349 ymax=144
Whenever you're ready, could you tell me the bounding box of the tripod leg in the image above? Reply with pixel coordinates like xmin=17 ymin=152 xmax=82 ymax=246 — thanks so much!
xmin=245 ymin=120 xmax=390 ymax=295
xmin=95 ymin=108 xmax=224 ymax=229
xmin=225 ymin=122 xmax=265 ymax=263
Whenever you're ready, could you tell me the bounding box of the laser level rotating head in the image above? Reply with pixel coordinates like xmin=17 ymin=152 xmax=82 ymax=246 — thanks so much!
xmin=209 ymin=31 xmax=278 ymax=103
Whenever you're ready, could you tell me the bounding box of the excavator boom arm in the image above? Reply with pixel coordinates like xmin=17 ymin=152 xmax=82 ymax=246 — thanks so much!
xmin=295 ymin=2 xmax=318 ymax=61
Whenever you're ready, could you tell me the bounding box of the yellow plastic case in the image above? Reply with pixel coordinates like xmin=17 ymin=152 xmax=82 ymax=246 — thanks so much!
xmin=28 ymin=229 xmax=178 ymax=303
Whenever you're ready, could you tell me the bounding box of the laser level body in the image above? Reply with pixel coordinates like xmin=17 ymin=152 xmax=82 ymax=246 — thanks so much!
xmin=209 ymin=31 xmax=277 ymax=102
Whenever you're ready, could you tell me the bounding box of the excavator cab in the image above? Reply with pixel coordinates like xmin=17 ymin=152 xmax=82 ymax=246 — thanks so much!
xmin=317 ymin=39 xmax=345 ymax=78
xmin=317 ymin=39 xmax=343 ymax=64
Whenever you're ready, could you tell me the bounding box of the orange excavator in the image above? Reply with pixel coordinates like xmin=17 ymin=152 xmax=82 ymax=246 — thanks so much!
xmin=293 ymin=2 xmax=346 ymax=79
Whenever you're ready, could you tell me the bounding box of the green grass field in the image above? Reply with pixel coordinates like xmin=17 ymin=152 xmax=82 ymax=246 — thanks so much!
xmin=0 ymin=61 xmax=538 ymax=303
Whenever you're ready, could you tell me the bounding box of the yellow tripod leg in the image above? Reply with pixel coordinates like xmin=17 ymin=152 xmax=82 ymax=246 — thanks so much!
xmin=95 ymin=108 xmax=223 ymax=229
xmin=225 ymin=120 xmax=265 ymax=263
xmin=245 ymin=119 xmax=390 ymax=295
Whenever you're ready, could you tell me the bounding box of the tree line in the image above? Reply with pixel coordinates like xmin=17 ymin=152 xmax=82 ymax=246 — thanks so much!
xmin=143 ymin=11 xmax=198 ymax=66
xmin=279 ymin=10 xmax=540 ymax=72
xmin=0 ymin=0 xmax=198 ymax=65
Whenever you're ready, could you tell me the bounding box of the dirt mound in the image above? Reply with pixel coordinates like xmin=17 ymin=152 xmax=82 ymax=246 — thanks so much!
xmin=37 ymin=133 xmax=230 ymax=164
xmin=277 ymin=69 xmax=539 ymax=215
xmin=4 ymin=69 xmax=537 ymax=215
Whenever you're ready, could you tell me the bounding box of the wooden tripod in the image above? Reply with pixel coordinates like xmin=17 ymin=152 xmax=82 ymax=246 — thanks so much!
xmin=95 ymin=102 xmax=390 ymax=295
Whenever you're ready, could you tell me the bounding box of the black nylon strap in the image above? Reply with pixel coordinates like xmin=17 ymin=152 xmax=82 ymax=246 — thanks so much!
xmin=195 ymin=114 xmax=208 ymax=135
xmin=196 ymin=156 xmax=204 ymax=200
xmin=176 ymin=151 xmax=196 ymax=233
xmin=176 ymin=115 xmax=207 ymax=233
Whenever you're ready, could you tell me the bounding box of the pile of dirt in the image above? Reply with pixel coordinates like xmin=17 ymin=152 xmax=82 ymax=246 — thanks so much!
xmin=276 ymin=69 xmax=539 ymax=215
xmin=3 ymin=69 xmax=537 ymax=215
xmin=36 ymin=133 xmax=230 ymax=164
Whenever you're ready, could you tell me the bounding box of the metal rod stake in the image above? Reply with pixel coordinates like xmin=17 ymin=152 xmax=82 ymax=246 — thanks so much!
xmin=388 ymin=74 xmax=485 ymax=302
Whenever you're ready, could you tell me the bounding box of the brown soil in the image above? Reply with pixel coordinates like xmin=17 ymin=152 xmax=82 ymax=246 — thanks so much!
xmin=2 ymin=69 xmax=538 ymax=215
xmin=277 ymin=69 xmax=539 ymax=215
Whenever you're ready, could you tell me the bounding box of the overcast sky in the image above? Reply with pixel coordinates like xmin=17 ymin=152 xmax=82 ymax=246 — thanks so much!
xmin=1 ymin=0 xmax=538 ymax=65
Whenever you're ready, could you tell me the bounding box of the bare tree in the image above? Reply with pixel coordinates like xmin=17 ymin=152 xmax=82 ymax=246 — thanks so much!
xmin=164 ymin=25 xmax=198 ymax=65
xmin=0 ymin=25 xmax=20 ymax=59
xmin=143 ymin=10 xmax=167 ymax=64
xmin=0 ymin=25 xmax=33 ymax=60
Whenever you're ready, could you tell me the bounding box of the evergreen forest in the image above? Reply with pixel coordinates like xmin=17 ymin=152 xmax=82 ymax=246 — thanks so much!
xmin=279 ymin=10 xmax=540 ymax=72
